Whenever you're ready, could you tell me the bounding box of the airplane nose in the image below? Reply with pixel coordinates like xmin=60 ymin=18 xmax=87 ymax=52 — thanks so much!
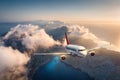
xmin=82 ymin=51 xmax=87 ymax=56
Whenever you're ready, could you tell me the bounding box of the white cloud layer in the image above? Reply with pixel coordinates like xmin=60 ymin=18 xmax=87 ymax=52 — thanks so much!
xmin=66 ymin=25 xmax=120 ymax=52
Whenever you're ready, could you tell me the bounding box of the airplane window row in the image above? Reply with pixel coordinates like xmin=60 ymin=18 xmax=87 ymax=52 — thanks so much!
xmin=66 ymin=47 xmax=76 ymax=51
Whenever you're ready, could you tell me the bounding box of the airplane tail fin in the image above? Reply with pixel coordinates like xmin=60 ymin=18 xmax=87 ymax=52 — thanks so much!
xmin=65 ymin=32 xmax=70 ymax=45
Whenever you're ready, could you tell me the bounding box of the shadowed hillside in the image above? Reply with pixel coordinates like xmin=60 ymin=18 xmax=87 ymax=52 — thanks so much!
xmin=63 ymin=48 xmax=120 ymax=80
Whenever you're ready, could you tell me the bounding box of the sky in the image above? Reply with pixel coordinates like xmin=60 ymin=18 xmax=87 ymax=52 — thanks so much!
xmin=0 ymin=0 xmax=120 ymax=24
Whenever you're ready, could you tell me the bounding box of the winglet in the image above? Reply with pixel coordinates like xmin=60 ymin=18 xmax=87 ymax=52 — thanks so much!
xmin=65 ymin=32 xmax=70 ymax=45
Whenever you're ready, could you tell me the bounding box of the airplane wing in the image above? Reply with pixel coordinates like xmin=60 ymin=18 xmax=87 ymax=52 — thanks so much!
xmin=87 ymin=47 xmax=100 ymax=52
xmin=34 ymin=52 xmax=70 ymax=56
xmin=86 ymin=47 xmax=101 ymax=56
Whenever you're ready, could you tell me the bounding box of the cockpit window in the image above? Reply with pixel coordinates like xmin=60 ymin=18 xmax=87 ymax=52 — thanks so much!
xmin=66 ymin=47 xmax=76 ymax=51
xmin=78 ymin=49 xmax=85 ymax=51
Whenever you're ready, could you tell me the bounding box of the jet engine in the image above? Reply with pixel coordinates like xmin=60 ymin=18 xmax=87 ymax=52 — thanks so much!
xmin=60 ymin=55 xmax=66 ymax=60
xmin=90 ymin=52 xmax=95 ymax=56
xmin=89 ymin=51 xmax=95 ymax=56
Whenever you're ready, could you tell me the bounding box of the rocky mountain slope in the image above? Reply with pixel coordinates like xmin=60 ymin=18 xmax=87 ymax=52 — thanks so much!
xmin=27 ymin=55 xmax=53 ymax=80
xmin=63 ymin=48 xmax=120 ymax=80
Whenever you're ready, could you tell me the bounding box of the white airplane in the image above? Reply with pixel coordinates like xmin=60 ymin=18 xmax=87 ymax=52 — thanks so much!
xmin=34 ymin=32 xmax=96 ymax=60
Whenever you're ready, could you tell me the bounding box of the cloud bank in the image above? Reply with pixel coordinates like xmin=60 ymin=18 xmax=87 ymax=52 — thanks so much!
xmin=0 ymin=46 xmax=29 ymax=80
xmin=3 ymin=24 xmax=60 ymax=53
xmin=65 ymin=25 xmax=120 ymax=52
xmin=46 ymin=23 xmax=120 ymax=52
xmin=0 ymin=24 xmax=61 ymax=80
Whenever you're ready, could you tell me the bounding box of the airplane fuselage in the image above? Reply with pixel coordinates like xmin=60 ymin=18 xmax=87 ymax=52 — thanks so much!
xmin=65 ymin=44 xmax=88 ymax=57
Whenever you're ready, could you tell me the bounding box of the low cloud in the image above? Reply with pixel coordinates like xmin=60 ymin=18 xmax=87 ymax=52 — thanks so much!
xmin=3 ymin=24 xmax=60 ymax=53
xmin=0 ymin=46 xmax=29 ymax=80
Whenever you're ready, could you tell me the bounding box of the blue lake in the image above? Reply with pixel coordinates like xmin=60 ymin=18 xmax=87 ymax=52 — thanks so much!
xmin=32 ymin=56 xmax=93 ymax=80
